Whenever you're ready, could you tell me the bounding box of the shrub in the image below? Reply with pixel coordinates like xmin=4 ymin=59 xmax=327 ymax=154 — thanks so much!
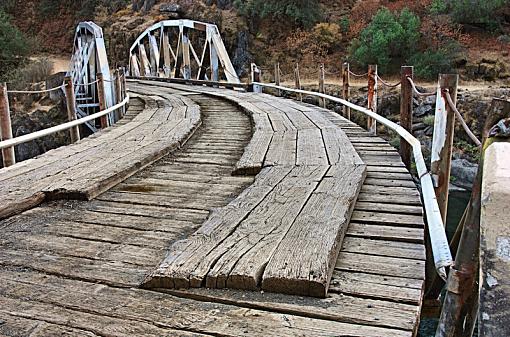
xmin=5 ymin=58 xmax=54 ymax=90
xmin=349 ymin=8 xmax=420 ymax=73
xmin=312 ymin=23 xmax=341 ymax=49
xmin=409 ymin=46 xmax=458 ymax=80
xmin=0 ymin=10 xmax=30 ymax=80
xmin=449 ymin=0 xmax=507 ymax=28
xmin=339 ymin=17 xmax=350 ymax=35
xmin=234 ymin=0 xmax=321 ymax=28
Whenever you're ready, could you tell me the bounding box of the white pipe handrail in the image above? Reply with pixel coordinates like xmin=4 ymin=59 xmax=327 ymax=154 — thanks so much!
xmin=0 ymin=95 xmax=129 ymax=150
xmin=253 ymin=81 xmax=453 ymax=280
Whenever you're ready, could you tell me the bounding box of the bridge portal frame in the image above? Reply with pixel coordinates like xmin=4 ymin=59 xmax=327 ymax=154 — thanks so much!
xmin=129 ymin=20 xmax=240 ymax=84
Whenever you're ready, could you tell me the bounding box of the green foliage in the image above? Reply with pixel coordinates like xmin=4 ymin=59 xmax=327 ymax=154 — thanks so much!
xmin=409 ymin=42 xmax=460 ymax=80
xmin=456 ymin=140 xmax=481 ymax=162
xmin=0 ymin=11 xmax=30 ymax=80
xmin=423 ymin=115 xmax=435 ymax=126
xmin=349 ymin=8 xmax=420 ymax=73
xmin=38 ymin=0 xmax=61 ymax=18
xmin=339 ymin=17 xmax=350 ymax=34
xmin=234 ymin=0 xmax=321 ymax=28
xmin=429 ymin=0 xmax=448 ymax=15
xmin=449 ymin=0 xmax=507 ymax=28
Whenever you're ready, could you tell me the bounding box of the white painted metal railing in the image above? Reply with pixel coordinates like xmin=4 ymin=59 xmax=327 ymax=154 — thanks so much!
xmin=253 ymin=81 xmax=453 ymax=280
xmin=0 ymin=95 xmax=129 ymax=150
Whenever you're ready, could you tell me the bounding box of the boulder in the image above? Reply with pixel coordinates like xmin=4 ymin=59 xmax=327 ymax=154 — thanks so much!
xmin=451 ymin=158 xmax=478 ymax=190
xmin=415 ymin=103 xmax=433 ymax=117
xmin=160 ymin=3 xmax=183 ymax=18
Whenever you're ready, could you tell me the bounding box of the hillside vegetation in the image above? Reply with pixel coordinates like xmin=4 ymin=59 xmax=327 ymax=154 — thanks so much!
xmin=0 ymin=0 xmax=509 ymax=82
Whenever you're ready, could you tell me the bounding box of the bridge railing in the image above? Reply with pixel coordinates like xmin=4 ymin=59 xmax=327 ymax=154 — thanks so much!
xmin=250 ymin=78 xmax=454 ymax=281
xmin=0 ymin=68 xmax=129 ymax=168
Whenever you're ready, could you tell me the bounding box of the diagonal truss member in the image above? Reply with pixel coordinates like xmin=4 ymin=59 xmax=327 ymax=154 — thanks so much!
xmin=129 ymin=20 xmax=240 ymax=83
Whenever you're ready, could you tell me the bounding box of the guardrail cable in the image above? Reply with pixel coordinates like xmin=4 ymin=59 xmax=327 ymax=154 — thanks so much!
xmin=407 ymin=77 xmax=436 ymax=97
xmin=444 ymin=89 xmax=482 ymax=147
xmin=7 ymin=83 xmax=66 ymax=94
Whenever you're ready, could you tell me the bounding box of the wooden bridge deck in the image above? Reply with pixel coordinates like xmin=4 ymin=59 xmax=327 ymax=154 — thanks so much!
xmin=0 ymin=81 xmax=425 ymax=337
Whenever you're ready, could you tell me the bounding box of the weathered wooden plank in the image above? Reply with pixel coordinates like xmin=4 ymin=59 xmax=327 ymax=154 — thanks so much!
xmin=296 ymin=129 xmax=328 ymax=166
xmin=351 ymin=210 xmax=424 ymax=227
xmin=342 ymin=237 xmax=426 ymax=260
xmin=347 ymin=223 xmax=424 ymax=243
xmin=142 ymin=166 xmax=294 ymax=289
xmin=262 ymin=163 xmax=366 ymax=297
xmin=336 ymin=252 xmax=426 ymax=279
xmin=233 ymin=131 xmax=273 ymax=174
xmin=205 ymin=165 xmax=328 ymax=290
xmin=354 ymin=201 xmax=423 ymax=215
xmin=329 ymin=271 xmax=423 ymax=304
xmin=162 ymin=287 xmax=419 ymax=332
xmin=0 ymin=270 xmax=413 ymax=337
xmin=264 ymin=131 xmax=297 ymax=166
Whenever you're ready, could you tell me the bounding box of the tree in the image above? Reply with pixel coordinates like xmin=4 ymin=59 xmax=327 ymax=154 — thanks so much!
xmin=234 ymin=0 xmax=321 ymax=28
xmin=0 ymin=10 xmax=30 ymax=80
xmin=349 ymin=8 xmax=420 ymax=73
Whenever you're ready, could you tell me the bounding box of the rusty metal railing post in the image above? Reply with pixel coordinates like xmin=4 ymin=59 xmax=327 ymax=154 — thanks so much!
xmin=342 ymin=62 xmax=351 ymax=120
xmin=97 ymin=73 xmax=109 ymax=129
xmin=319 ymin=64 xmax=326 ymax=108
xmin=0 ymin=83 xmax=15 ymax=167
xmin=431 ymin=74 xmax=458 ymax=225
xmin=400 ymin=66 xmax=413 ymax=170
xmin=294 ymin=63 xmax=302 ymax=101
xmin=64 ymin=76 xmax=80 ymax=143
xmin=367 ymin=64 xmax=378 ymax=135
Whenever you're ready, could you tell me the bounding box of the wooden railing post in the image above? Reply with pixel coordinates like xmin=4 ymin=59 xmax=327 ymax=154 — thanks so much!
xmin=294 ymin=63 xmax=302 ymax=101
xmin=431 ymin=74 xmax=458 ymax=224
xmin=342 ymin=62 xmax=350 ymax=120
xmin=64 ymin=76 xmax=80 ymax=143
xmin=97 ymin=73 xmax=108 ymax=129
xmin=274 ymin=62 xmax=281 ymax=96
xmin=319 ymin=63 xmax=326 ymax=108
xmin=367 ymin=64 xmax=378 ymax=135
xmin=399 ymin=66 xmax=413 ymax=170
xmin=0 ymin=83 xmax=15 ymax=167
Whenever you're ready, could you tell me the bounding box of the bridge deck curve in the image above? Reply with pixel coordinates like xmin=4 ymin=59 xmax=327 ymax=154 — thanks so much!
xmin=0 ymin=81 xmax=425 ymax=336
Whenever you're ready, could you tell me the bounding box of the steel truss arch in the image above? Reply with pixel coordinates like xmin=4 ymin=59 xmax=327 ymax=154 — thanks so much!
xmin=129 ymin=20 xmax=240 ymax=83
xmin=68 ymin=22 xmax=115 ymax=131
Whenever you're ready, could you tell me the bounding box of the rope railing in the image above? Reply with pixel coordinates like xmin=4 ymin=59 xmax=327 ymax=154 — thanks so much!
xmin=252 ymin=80 xmax=453 ymax=281
xmin=7 ymin=83 xmax=66 ymax=94
xmin=377 ymin=75 xmax=401 ymax=88
xmin=444 ymin=90 xmax=482 ymax=147
xmin=0 ymin=95 xmax=129 ymax=150
xmin=74 ymin=79 xmax=100 ymax=87
xmin=407 ymin=76 xmax=436 ymax=97
xmin=348 ymin=70 xmax=368 ymax=78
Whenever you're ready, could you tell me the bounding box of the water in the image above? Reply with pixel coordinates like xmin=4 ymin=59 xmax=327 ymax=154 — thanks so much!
xmin=418 ymin=189 xmax=471 ymax=337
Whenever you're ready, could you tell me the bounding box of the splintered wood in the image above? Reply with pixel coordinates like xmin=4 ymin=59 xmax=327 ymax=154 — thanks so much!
xmin=0 ymin=81 xmax=426 ymax=336
xmin=0 ymin=91 xmax=201 ymax=220
xmin=140 ymin=80 xmax=367 ymax=297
